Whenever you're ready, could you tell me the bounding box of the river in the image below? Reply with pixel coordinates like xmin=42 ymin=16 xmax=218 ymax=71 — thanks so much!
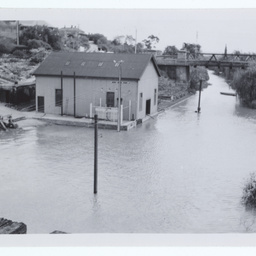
xmin=1 ymin=70 xmax=256 ymax=234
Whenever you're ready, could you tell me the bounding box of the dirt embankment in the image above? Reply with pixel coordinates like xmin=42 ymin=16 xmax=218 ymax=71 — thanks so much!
xmin=0 ymin=56 xmax=38 ymax=82
xmin=0 ymin=48 xmax=51 ymax=83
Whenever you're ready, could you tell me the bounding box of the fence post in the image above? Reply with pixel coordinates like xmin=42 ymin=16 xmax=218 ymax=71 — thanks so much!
xmin=129 ymin=100 xmax=131 ymax=121
xmin=90 ymin=103 xmax=93 ymax=119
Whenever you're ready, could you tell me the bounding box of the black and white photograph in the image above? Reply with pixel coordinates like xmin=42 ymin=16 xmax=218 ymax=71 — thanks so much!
xmin=1 ymin=1 xmax=256 ymax=254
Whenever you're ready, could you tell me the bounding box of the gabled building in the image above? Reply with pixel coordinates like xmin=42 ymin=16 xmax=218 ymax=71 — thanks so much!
xmin=34 ymin=52 xmax=160 ymax=122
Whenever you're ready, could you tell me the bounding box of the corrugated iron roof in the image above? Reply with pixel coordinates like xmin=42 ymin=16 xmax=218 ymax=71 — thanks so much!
xmin=34 ymin=52 xmax=161 ymax=80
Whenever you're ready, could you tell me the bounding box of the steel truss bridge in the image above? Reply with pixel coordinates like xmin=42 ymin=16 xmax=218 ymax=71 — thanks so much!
xmin=156 ymin=53 xmax=256 ymax=69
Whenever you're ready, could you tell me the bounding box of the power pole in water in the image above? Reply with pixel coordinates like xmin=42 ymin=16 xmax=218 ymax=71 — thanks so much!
xmin=196 ymin=80 xmax=202 ymax=113
xmin=94 ymin=114 xmax=98 ymax=194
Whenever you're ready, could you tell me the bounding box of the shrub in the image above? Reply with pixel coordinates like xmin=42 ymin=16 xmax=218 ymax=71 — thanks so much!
xmin=30 ymin=51 xmax=46 ymax=64
xmin=20 ymin=25 xmax=61 ymax=50
xmin=27 ymin=39 xmax=52 ymax=50
xmin=232 ymin=63 xmax=256 ymax=107
xmin=12 ymin=49 xmax=27 ymax=58
xmin=0 ymin=43 xmax=10 ymax=54
xmin=242 ymin=173 xmax=256 ymax=207
xmin=190 ymin=66 xmax=209 ymax=90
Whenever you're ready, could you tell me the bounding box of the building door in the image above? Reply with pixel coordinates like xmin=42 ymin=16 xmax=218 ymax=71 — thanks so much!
xmin=146 ymin=99 xmax=151 ymax=115
xmin=37 ymin=96 xmax=44 ymax=113
xmin=106 ymin=92 xmax=115 ymax=107
xmin=5 ymin=91 xmax=10 ymax=103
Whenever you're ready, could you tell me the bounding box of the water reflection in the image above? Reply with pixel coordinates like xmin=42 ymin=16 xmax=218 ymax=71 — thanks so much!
xmin=234 ymin=101 xmax=256 ymax=122
xmin=240 ymin=205 xmax=256 ymax=232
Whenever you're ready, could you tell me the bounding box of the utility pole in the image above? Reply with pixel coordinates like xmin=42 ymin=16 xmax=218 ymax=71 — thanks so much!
xmin=94 ymin=114 xmax=98 ymax=194
xmin=74 ymin=72 xmax=76 ymax=117
xmin=113 ymin=60 xmax=124 ymax=132
xmin=135 ymin=29 xmax=137 ymax=54
xmin=196 ymin=80 xmax=202 ymax=113
xmin=61 ymin=71 xmax=63 ymax=116
xmin=16 ymin=21 xmax=19 ymax=45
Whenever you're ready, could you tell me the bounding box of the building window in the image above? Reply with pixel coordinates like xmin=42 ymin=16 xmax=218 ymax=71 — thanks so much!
xmin=106 ymin=92 xmax=115 ymax=107
xmin=154 ymin=89 xmax=157 ymax=105
xmin=139 ymin=92 xmax=143 ymax=111
xmin=55 ymin=89 xmax=62 ymax=107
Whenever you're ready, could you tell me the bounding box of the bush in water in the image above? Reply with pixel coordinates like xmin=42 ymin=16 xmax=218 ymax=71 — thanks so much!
xmin=189 ymin=66 xmax=209 ymax=90
xmin=242 ymin=172 xmax=256 ymax=207
xmin=233 ymin=63 xmax=256 ymax=107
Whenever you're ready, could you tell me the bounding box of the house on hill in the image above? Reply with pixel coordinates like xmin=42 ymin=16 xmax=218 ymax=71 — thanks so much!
xmin=34 ymin=52 xmax=160 ymax=123
xmin=59 ymin=25 xmax=85 ymax=38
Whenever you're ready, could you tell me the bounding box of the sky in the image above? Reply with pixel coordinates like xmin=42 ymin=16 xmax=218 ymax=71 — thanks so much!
xmin=2 ymin=8 xmax=256 ymax=54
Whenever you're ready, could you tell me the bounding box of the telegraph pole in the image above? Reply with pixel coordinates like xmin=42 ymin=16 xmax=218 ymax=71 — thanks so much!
xmin=113 ymin=60 xmax=124 ymax=132
xmin=135 ymin=29 xmax=137 ymax=54
xmin=16 ymin=21 xmax=19 ymax=45
xmin=94 ymin=114 xmax=98 ymax=194
xmin=197 ymin=80 xmax=202 ymax=113
xmin=117 ymin=64 xmax=122 ymax=132
xmin=61 ymin=71 xmax=63 ymax=116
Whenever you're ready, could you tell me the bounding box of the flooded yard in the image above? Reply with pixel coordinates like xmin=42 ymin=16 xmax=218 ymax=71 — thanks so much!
xmin=1 ymin=71 xmax=256 ymax=233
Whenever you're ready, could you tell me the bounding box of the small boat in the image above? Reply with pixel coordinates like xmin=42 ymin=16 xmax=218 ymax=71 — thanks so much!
xmin=220 ymin=92 xmax=237 ymax=96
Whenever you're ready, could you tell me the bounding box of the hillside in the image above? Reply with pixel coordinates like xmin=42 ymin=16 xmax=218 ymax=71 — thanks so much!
xmin=0 ymin=22 xmax=190 ymax=106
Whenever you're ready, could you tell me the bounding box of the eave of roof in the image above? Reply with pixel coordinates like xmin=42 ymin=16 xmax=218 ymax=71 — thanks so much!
xmin=35 ymin=73 xmax=139 ymax=81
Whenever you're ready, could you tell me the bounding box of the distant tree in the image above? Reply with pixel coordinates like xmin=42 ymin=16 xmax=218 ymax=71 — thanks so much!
xmin=190 ymin=66 xmax=209 ymax=90
xmin=87 ymin=33 xmax=108 ymax=45
xmin=163 ymin=45 xmax=179 ymax=55
xmin=233 ymin=50 xmax=241 ymax=55
xmin=143 ymin=35 xmax=160 ymax=50
xmin=181 ymin=43 xmax=201 ymax=58
xmin=112 ymin=36 xmax=123 ymax=46
xmin=78 ymin=35 xmax=89 ymax=48
xmin=112 ymin=35 xmax=135 ymax=47
xmin=125 ymin=35 xmax=135 ymax=45
xmin=19 ymin=25 xmax=62 ymax=50
xmin=107 ymin=34 xmax=136 ymax=53
xmin=135 ymin=42 xmax=144 ymax=53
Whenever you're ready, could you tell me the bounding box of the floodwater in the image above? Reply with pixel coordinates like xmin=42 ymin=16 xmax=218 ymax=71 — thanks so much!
xmin=1 ymin=71 xmax=256 ymax=233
